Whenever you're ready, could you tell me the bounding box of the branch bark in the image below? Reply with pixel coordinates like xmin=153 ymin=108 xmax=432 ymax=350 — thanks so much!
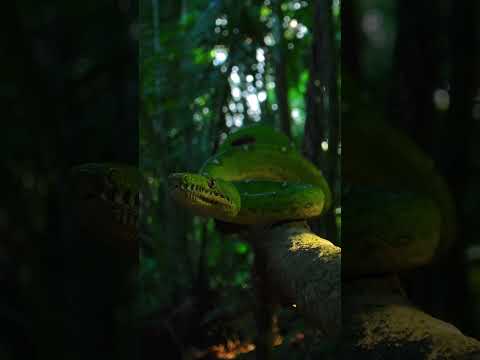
xmin=247 ymin=221 xmax=341 ymax=339
xmin=339 ymin=276 xmax=480 ymax=359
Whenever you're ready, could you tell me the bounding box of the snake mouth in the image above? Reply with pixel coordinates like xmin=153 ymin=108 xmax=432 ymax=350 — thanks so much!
xmin=168 ymin=174 xmax=235 ymax=212
xmin=170 ymin=183 xmax=232 ymax=208
xmin=85 ymin=183 xmax=140 ymax=227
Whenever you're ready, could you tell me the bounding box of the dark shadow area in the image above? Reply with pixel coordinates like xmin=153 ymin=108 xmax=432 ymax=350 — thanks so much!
xmin=1 ymin=1 xmax=138 ymax=359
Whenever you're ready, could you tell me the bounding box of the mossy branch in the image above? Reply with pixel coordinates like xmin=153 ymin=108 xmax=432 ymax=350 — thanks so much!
xmin=247 ymin=221 xmax=341 ymax=339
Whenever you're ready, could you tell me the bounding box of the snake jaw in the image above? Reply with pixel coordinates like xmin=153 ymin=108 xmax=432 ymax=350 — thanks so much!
xmin=90 ymin=179 xmax=139 ymax=227
xmin=71 ymin=163 xmax=142 ymax=228
xmin=171 ymin=180 xmax=230 ymax=207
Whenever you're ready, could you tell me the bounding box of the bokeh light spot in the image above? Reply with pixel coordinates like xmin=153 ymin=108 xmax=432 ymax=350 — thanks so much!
xmin=433 ymin=89 xmax=450 ymax=111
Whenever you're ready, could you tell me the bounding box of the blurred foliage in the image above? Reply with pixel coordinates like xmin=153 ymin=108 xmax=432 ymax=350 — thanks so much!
xmin=344 ymin=0 xmax=480 ymax=341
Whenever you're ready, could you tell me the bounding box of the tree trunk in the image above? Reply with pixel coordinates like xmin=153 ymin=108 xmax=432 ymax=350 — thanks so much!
xmin=272 ymin=0 xmax=292 ymax=139
xmin=304 ymin=0 xmax=340 ymax=242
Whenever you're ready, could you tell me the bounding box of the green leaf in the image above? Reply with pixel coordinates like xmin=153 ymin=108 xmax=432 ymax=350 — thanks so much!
xmin=234 ymin=241 xmax=250 ymax=254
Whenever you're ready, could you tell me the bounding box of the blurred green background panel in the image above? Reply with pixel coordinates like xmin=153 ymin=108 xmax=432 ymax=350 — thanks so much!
xmin=343 ymin=0 xmax=480 ymax=343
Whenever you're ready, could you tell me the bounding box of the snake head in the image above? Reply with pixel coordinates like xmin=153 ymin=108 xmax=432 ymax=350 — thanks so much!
xmin=69 ymin=163 xmax=144 ymax=271
xmin=70 ymin=163 xmax=142 ymax=227
xmin=168 ymin=173 xmax=241 ymax=221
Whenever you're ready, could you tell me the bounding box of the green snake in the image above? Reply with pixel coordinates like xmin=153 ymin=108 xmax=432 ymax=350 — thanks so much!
xmin=339 ymin=78 xmax=456 ymax=275
xmin=168 ymin=125 xmax=331 ymax=226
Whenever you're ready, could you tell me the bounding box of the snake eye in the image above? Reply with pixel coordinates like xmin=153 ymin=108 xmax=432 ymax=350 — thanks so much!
xmin=208 ymin=178 xmax=216 ymax=188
